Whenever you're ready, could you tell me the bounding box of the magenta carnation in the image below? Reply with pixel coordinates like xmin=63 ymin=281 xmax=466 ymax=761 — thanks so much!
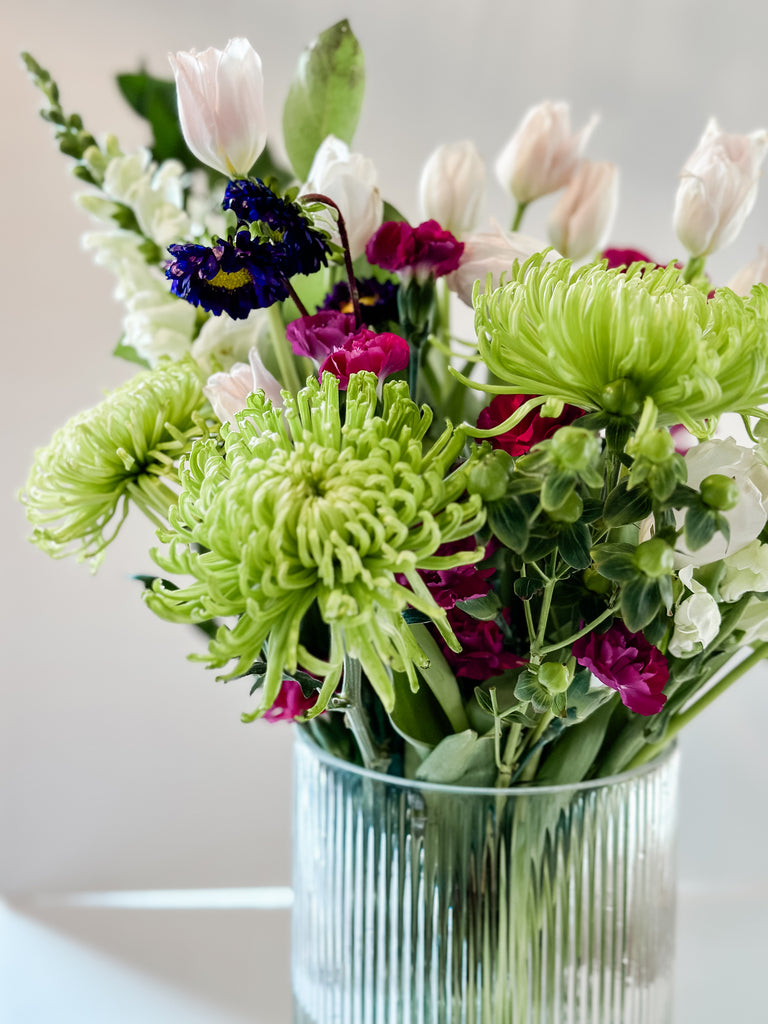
xmin=366 ymin=219 xmax=464 ymax=280
xmin=262 ymin=679 xmax=319 ymax=722
xmin=286 ymin=309 xmax=357 ymax=360
xmin=477 ymin=393 xmax=584 ymax=458
xmin=601 ymin=247 xmax=658 ymax=270
xmin=320 ymin=328 xmax=409 ymax=389
xmin=572 ymin=623 xmax=669 ymax=716
xmin=442 ymin=608 xmax=527 ymax=681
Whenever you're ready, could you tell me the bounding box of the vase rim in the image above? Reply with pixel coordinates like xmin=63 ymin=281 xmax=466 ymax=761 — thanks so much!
xmin=294 ymin=728 xmax=678 ymax=796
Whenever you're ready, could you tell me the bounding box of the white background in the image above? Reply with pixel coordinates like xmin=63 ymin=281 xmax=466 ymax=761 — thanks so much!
xmin=2 ymin=1 xmax=767 ymax=1021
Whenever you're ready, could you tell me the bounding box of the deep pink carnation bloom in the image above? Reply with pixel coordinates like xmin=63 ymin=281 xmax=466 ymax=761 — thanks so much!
xmin=477 ymin=393 xmax=584 ymax=458
xmin=572 ymin=623 xmax=669 ymax=716
xmin=262 ymin=679 xmax=319 ymax=723
xmin=286 ymin=309 xmax=357 ymax=360
xmin=366 ymin=219 xmax=463 ymax=279
xmin=397 ymin=538 xmax=494 ymax=611
xmin=320 ymin=328 xmax=409 ymax=389
xmin=442 ymin=608 xmax=527 ymax=681
xmin=601 ymin=247 xmax=658 ymax=271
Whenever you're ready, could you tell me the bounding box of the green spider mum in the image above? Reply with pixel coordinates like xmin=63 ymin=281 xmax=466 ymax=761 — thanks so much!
xmin=22 ymin=359 xmax=207 ymax=566
xmin=145 ymin=371 xmax=486 ymax=718
xmin=469 ymin=253 xmax=768 ymax=437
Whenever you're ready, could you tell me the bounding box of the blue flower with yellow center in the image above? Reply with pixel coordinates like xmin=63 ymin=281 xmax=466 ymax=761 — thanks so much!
xmin=166 ymin=231 xmax=290 ymax=319
xmin=223 ymin=178 xmax=330 ymax=277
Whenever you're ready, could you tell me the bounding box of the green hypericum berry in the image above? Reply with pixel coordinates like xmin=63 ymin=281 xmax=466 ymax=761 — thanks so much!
xmin=538 ymin=662 xmax=572 ymax=694
xmin=467 ymin=449 xmax=513 ymax=501
xmin=600 ymin=378 xmax=643 ymax=417
xmin=699 ymin=473 xmax=740 ymax=511
xmin=633 ymin=538 xmax=675 ymax=578
xmin=548 ymin=490 xmax=583 ymax=523
xmin=550 ymin=426 xmax=600 ymax=471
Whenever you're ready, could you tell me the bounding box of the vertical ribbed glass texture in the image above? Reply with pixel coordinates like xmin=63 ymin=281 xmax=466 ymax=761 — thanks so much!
xmin=292 ymin=733 xmax=678 ymax=1024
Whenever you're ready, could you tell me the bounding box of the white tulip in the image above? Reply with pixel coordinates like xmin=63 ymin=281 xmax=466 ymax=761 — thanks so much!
xmin=734 ymin=599 xmax=768 ymax=645
xmin=547 ymin=161 xmax=618 ymax=260
xmin=203 ymin=347 xmax=283 ymax=427
xmin=445 ymin=224 xmax=556 ymax=306
xmin=419 ymin=140 xmax=485 ymax=236
xmin=302 ymin=135 xmax=383 ymax=260
xmin=727 ymin=247 xmax=768 ymax=295
xmin=169 ymin=38 xmax=267 ymax=178
xmin=674 ymin=118 xmax=768 ymax=258
xmin=495 ymin=102 xmax=597 ymax=204
xmin=192 ymin=309 xmax=271 ymax=375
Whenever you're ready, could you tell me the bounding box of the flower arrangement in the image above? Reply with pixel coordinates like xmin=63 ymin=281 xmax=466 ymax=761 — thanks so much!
xmin=20 ymin=20 xmax=768 ymax=789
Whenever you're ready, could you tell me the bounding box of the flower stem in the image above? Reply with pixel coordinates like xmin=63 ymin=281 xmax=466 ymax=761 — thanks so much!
xmin=682 ymin=254 xmax=706 ymax=284
xmin=267 ymin=303 xmax=302 ymax=395
xmin=626 ymin=643 xmax=768 ymax=770
xmin=511 ymin=201 xmax=528 ymax=232
xmin=302 ymin=192 xmax=361 ymax=326
xmin=537 ymin=603 xmax=619 ymax=657
xmin=410 ymin=624 xmax=471 ymax=733
xmin=341 ymin=654 xmax=391 ymax=773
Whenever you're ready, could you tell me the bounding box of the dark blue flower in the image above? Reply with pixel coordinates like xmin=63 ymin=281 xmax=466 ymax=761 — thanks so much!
xmin=223 ymin=178 xmax=330 ymax=277
xmin=321 ymin=277 xmax=400 ymax=329
xmin=166 ymin=231 xmax=290 ymax=319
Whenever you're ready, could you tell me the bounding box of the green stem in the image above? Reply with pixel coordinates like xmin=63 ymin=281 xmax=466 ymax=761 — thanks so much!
xmin=495 ymin=722 xmax=522 ymax=788
xmin=341 ymin=655 xmax=390 ymax=773
xmin=511 ymin=201 xmax=528 ymax=232
xmin=627 ymin=643 xmax=768 ymax=770
xmin=682 ymin=254 xmax=706 ymax=284
xmin=267 ymin=303 xmax=302 ymax=395
xmin=537 ymin=603 xmax=619 ymax=657
xmin=533 ymin=553 xmax=559 ymax=652
xmin=520 ymin=566 xmax=537 ymax=644
xmin=410 ymin=624 xmax=471 ymax=733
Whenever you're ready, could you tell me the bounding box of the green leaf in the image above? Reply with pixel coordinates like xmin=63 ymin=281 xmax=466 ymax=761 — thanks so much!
xmin=603 ymin=480 xmax=653 ymax=527
xmin=541 ymin=471 xmax=574 ymax=512
xmin=113 ymin=337 xmax=150 ymax=368
xmin=116 ymin=71 xmax=189 ymax=167
xmin=414 ymin=730 xmax=497 ymax=786
xmin=390 ymin=671 xmax=447 ymax=760
xmin=536 ymin=698 xmax=615 ymax=785
xmin=487 ymin=498 xmax=530 ymax=552
xmin=513 ymin=576 xmax=542 ymax=600
xmin=557 ymin=522 xmax=592 ymax=569
xmin=684 ymin=502 xmax=718 ymax=551
xmin=620 ymin=576 xmax=661 ymax=632
xmin=592 ymin=543 xmax=637 ymax=582
xmin=282 ymin=20 xmax=365 ymax=180
xmin=455 ymin=592 xmax=502 ymax=620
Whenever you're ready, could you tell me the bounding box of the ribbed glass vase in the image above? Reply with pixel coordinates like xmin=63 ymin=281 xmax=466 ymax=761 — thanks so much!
xmin=292 ymin=731 xmax=679 ymax=1024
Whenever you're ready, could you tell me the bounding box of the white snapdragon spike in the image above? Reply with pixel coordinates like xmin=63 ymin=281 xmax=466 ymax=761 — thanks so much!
xmin=445 ymin=224 xmax=556 ymax=306
xmin=728 ymin=246 xmax=768 ymax=295
xmin=124 ymin=286 xmax=198 ymax=364
xmin=668 ymin=566 xmax=721 ymax=657
xmin=495 ymin=102 xmax=598 ymax=204
xmin=301 ymin=135 xmax=383 ymax=259
xmin=203 ymin=347 xmax=284 ymax=427
xmin=675 ymin=438 xmax=768 ymax=566
xmin=547 ymin=161 xmax=619 ymax=260
xmin=169 ymin=38 xmax=267 ymax=178
xmin=674 ymin=119 xmax=768 ymax=257
xmin=419 ymin=140 xmax=486 ymax=236
xmin=719 ymin=539 xmax=768 ymax=602
xmin=734 ymin=598 xmax=768 ymax=645
xmin=192 ymin=309 xmax=271 ymax=375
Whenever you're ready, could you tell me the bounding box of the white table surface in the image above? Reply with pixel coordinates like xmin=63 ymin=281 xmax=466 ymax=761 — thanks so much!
xmin=2 ymin=883 xmax=766 ymax=1023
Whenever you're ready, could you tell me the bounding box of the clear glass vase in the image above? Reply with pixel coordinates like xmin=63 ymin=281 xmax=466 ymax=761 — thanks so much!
xmin=292 ymin=730 xmax=679 ymax=1024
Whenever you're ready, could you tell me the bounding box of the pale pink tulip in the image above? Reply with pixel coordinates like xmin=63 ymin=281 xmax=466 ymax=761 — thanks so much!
xmin=728 ymin=246 xmax=768 ymax=295
xmin=548 ymin=161 xmax=618 ymax=260
xmin=445 ymin=225 xmax=555 ymax=306
xmin=419 ymin=140 xmax=486 ymax=236
xmin=203 ymin=348 xmax=283 ymax=427
xmin=674 ymin=119 xmax=768 ymax=257
xmin=169 ymin=38 xmax=267 ymax=178
xmin=495 ymin=102 xmax=597 ymax=204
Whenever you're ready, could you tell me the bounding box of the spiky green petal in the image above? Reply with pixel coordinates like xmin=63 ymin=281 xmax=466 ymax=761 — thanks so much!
xmin=145 ymin=371 xmax=485 ymax=717
xmin=471 ymin=254 xmax=768 ymax=436
xmin=21 ymin=359 xmax=206 ymax=567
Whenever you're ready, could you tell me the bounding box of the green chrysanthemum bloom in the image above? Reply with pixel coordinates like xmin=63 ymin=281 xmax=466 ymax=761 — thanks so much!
xmin=22 ymin=359 xmax=206 ymax=566
xmin=469 ymin=253 xmax=768 ymax=436
xmin=145 ymin=371 xmax=485 ymax=718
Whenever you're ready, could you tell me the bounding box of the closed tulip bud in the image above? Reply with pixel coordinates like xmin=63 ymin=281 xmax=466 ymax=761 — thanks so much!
xmin=302 ymin=135 xmax=383 ymax=260
xmin=169 ymin=38 xmax=267 ymax=178
xmin=444 ymin=224 xmax=557 ymax=306
xmin=419 ymin=140 xmax=485 ymax=236
xmin=203 ymin=347 xmax=283 ymax=428
xmin=674 ymin=119 xmax=768 ymax=258
xmin=495 ymin=101 xmax=597 ymax=204
xmin=548 ymin=161 xmax=618 ymax=260
xmin=728 ymin=246 xmax=768 ymax=295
